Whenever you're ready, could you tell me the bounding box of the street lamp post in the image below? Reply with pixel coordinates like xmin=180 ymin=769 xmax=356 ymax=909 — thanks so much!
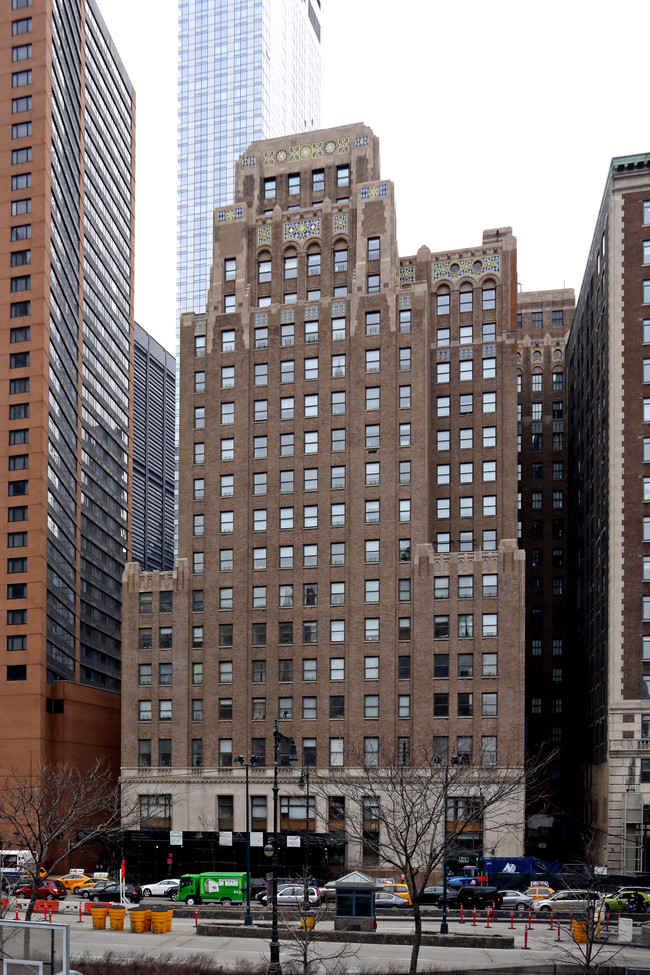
xmin=264 ymin=720 xmax=297 ymax=975
xmin=440 ymin=754 xmax=460 ymax=936
xmin=299 ymin=767 xmax=311 ymax=911
xmin=235 ymin=753 xmax=259 ymax=926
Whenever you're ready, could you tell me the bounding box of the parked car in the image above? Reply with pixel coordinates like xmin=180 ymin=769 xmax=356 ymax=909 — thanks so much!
xmin=255 ymin=877 xmax=301 ymax=903
xmin=420 ymin=886 xmax=445 ymax=904
xmin=141 ymin=878 xmax=181 ymax=897
xmin=602 ymin=888 xmax=650 ymax=912
xmin=319 ymin=880 xmax=337 ymax=901
xmin=533 ymin=889 xmax=594 ymax=913
xmin=524 ymin=884 xmax=554 ymax=900
xmin=376 ymin=882 xmax=411 ymax=905
xmin=442 ymin=885 xmax=503 ymax=909
xmin=80 ymin=880 xmax=114 ymax=899
xmin=375 ymin=890 xmax=411 ymax=910
xmin=53 ymin=873 xmax=97 ymax=894
xmin=14 ymin=880 xmax=67 ymax=901
xmin=500 ymin=889 xmax=533 ymax=913
xmin=88 ymin=882 xmax=142 ymax=904
xmin=261 ymin=884 xmax=320 ymax=907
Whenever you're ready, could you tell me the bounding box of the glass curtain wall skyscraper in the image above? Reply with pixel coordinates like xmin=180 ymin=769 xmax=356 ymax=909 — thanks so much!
xmin=175 ymin=0 xmax=322 ymax=548
xmin=177 ymin=0 xmax=322 ymax=318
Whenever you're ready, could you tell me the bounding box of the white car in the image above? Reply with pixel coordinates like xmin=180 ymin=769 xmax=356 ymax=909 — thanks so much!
xmin=141 ymin=878 xmax=182 ymax=897
xmin=500 ymin=889 xmax=533 ymax=913
xmin=262 ymin=884 xmax=320 ymax=907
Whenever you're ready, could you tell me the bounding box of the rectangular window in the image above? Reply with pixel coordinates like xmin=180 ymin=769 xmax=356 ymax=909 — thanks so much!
xmin=11 ymin=122 xmax=31 ymax=140
xmin=12 ymin=44 xmax=32 ymax=61
xmin=11 ymin=171 xmax=31 ymax=189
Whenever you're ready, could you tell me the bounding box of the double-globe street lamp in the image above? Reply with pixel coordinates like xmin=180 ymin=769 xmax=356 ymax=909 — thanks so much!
xmin=264 ymin=721 xmax=297 ymax=975
xmin=235 ymin=752 xmax=259 ymax=926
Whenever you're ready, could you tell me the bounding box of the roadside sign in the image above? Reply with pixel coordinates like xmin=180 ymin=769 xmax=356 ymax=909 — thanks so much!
xmin=169 ymin=831 xmax=183 ymax=846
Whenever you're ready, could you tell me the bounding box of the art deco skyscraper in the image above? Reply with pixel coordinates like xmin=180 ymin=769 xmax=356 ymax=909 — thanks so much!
xmin=176 ymin=0 xmax=322 ymax=318
xmin=0 ymin=0 xmax=134 ymax=775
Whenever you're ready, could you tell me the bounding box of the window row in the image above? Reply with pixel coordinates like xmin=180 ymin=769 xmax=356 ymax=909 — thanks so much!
xmin=136 ymin=734 xmax=498 ymax=771
xmin=138 ymin=591 xmax=173 ymax=614
xmin=191 ymin=539 xmax=413 ymax=574
xmin=436 ymin=392 xmax=497 ymax=416
xmin=160 ymin=617 xmax=411 ymax=646
xmin=437 ymin=358 xmax=496 ymax=383
xmin=436 ymin=427 xmax=497 ymax=454
xmin=197 ymin=423 xmax=412 ymax=462
xmin=195 ymin=500 xmax=412 ymax=535
xmin=434 ymin=574 xmax=497 ymax=599
xmin=137 ymin=691 xmax=498 ymax=725
xmin=262 ymin=165 xmax=349 ymax=201
xmin=212 ymin=461 xmax=413 ymax=499
xmin=436 ymin=287 xmax=496 ymax=315
xmin=521 ymin=432 xmax=564 ymax=452
xmin=437 ymin=459 xmax=497 ymax=482
xmin=434 ymin=614 xmax=498 ymax=638
xmin=437 ymin=322 xmax=497 ymax=345
xmin=436 ymin=496 xmax=497 ymax=519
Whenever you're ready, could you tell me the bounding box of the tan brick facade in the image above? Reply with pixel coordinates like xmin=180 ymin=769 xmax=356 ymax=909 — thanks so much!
xmin=122 ymin=124 xmax=525 ymax=867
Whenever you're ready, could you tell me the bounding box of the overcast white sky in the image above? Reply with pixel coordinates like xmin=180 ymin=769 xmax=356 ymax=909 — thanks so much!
xmin=99 ymin=0 xmax=649 ymax=355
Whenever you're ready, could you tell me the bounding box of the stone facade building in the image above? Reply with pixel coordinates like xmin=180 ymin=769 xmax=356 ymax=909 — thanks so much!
xmin=568 ymin=154 xmax=650 ymax=871
xmin=121 ymin=123 xmax=526 ymax=875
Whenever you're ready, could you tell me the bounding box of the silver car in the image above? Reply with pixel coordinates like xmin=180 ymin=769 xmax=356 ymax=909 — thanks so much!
xmin=533 ymin=889 xmax=593 ymax=913
xmin=262 ymin=884 xmax=320 ymax=907
xmin=500 ymin=889 xmax=533 ymax=913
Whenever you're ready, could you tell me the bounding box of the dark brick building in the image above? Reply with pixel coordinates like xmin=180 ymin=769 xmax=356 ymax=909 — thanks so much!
xmin=121 ymin=123 xmax=526 ymax=874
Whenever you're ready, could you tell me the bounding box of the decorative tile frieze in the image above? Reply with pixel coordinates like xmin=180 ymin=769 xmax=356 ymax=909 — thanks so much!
xmin=361 ymin=184 xmax=387 ymax=199
xmin=400 ymin=266 xmax=414 ymax=284
xmin=284 ymin=219 xmax=320 ymax=243
xmin=218 ymin=207 xmax=243 ymax=222
xmin=432 ymin=255 xmax=500 ymax=280
xmin=263 ymin=136 xmax=351 ymax=166
xmin=258 ymin=226 xmax=271 ymax=246
xmin=333 ymin=214 xmax=348 ymax=233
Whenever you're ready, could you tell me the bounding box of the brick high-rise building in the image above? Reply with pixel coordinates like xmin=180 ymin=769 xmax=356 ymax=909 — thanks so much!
xmin=568 ymin=154 xmax=650 ymax=871
xmin=0 ymin=0 xmax=134 ymax=777
xmin=121 ymin=124 xmax=526 ymax=878
xmin=515 ymin=288 xmax=575 ymax=858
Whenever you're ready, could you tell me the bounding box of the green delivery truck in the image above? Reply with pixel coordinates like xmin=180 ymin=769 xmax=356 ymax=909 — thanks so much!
xmin=175 ymin=871 xmax=247 ymax=905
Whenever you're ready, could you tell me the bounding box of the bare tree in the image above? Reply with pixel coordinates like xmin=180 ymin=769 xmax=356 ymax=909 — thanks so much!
xmin=0 ymin=758 xmax=132 ymax=920
xmin=310 ymin=738 xmax=549 ymax=975
xmin=276 ymin=880 xmax=358 ymax=975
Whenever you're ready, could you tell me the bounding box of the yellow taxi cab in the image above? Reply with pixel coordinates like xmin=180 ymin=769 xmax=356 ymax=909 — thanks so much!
xmin=525 ymin=884 xmax=555 ymax=900
xmin=54 ymin=873 xmax=97 ymax=893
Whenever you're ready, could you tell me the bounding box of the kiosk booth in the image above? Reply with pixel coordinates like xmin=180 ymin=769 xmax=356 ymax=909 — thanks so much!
xmin=333 ymin=870 xmax=377 ymax=932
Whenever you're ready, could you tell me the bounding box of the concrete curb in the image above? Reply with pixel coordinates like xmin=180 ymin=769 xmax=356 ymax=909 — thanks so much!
xmin=196 ymin=921 xmax=515 ymax=949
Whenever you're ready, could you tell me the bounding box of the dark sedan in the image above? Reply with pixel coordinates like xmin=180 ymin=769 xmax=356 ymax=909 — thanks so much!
xmin=420 ymin=885 xmax=445 ymax=904
xmin=88 ymin=882 xmax=142 ymax=904
xmin=80 ymin=880 xmax=114 ymax=899
xmin=440 ymin=885 xmax=503 ymax=909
